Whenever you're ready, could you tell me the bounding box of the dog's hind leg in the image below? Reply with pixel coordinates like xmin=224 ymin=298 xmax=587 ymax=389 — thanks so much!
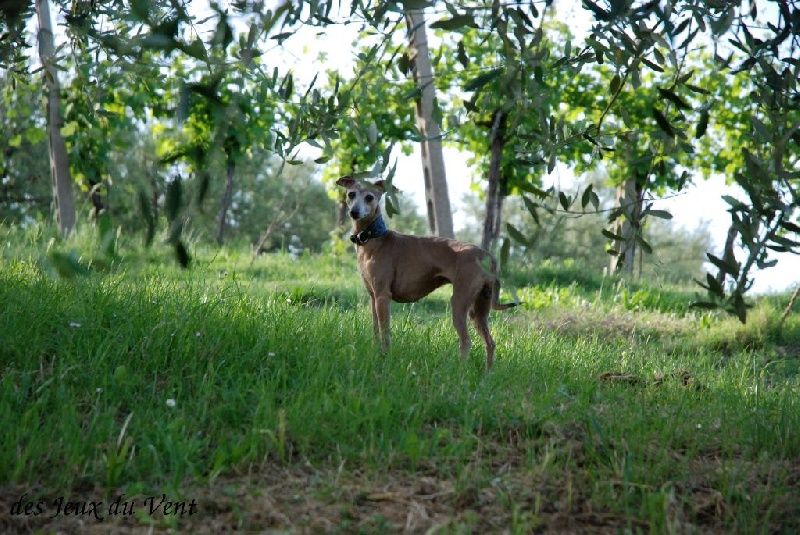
xmin=451 ymin=289 xmax=474 ymax=362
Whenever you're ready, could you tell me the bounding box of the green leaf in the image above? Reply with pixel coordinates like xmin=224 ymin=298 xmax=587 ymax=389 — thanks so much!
xmin=584 ymin=0 xmax=611 ymax=21
xmin=684 ymin=83 xmax=710 ymax=95
xmin=756 ymin=257 xmax=778 ymax=269
xmin=690 ymin=301 xmax=719 ymax=310
xmin=779 ymin=220 xmax=800 ymax=234
xmin=609 ymin=74 xmax=622 ymax=94
xmin=589 ymin=191 xmax=600 ymax=211
xmin=706 ymin=272 xmax=726 ymax=299
xmin=770 ymin=234 xmax=800 ymax=250
xmin=25 ymin=127 xmax=46 ymax=144
xmin=641 ymin=58 xmax=665 ymax=72
xmin=430 ymin=14 xmax=478 ymax=30
xmin=721 ymin=195 xmax=746 ymax=210
xmin=506 ymin=223 xmax=532 ymax=247
xmin=131 ymin=0 xmax=150 ymax=21
xmin=658 ymin=88 xmax=691 ymax=110
xmin=401 ymin=0 xmax=434 ymax=9
xmin=643 ymin=208 xmax=673 ymax=220
xmin=581 ymin=184 xmax=594 ymax=211
xmin=634 ymin=234 xmax=653 ymax=254
xmin=521 ymin=195 xmax=540 ymax=225
xmin=397 ymin=53 xmax=411 ymax=76
xmin=385 ymin=185 xmax=400 ymax=217
xmin=463 ymin=67 xmax=503 ymax=92
xmin=9 ymin=134 xmax=22 ymax=147
xmin=279 ymin=72 xmax=294 ymax=100
xmin=60 ymin=121 xmax=79 ymax=137
xmin=180 ymin=39 xmax=207 ymax=61
xmin=402 ymin=86 xmax=423 ymax=101
xmin=695 ymin=110 xmax=709 ymax=139
xmin=707 ymin=252 xmax=740 ymax=278
xmin=558 ymin=191 xmax=571 ymax=211
xmin=517 ymin=182 xmax=550 ymax=199
xmin=456 ymin=40 xmax=469 ymax=68
xmin=602 ymin=229 xmax=625 ymax=242
xmin=270 ymin=32 xmax=294 ymax=42
xmin=677 ymin=171 xmax=690 ymax=191
xmin=652 ymin=107 xmax=675 ymax=137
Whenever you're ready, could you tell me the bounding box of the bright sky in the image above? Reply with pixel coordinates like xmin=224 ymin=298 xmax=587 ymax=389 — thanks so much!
xmin=274 ymin=0 xmax=798 ymax=294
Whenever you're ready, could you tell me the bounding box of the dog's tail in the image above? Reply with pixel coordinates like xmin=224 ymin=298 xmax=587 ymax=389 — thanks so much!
xmin=481 ymin=257 xmax=518 ymax=310
xmin=491 ymin=278 xmax=518 ymax=310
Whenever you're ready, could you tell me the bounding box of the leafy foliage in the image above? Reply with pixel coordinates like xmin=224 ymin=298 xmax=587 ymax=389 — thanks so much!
xmin=1 ymin=0 xmax=798 ymax=317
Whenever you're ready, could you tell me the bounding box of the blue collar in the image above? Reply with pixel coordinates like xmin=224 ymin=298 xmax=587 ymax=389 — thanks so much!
xmin=350 ymin=215 xmax=388 ymax=245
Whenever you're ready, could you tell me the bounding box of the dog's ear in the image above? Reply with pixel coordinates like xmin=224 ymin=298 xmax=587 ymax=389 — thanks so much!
xmin=336 ymin=176 xmax=356 ymax=189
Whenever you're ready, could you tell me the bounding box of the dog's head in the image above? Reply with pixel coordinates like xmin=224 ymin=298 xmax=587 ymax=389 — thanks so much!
xmin=336 ymin=176 xmax=387 ymax=221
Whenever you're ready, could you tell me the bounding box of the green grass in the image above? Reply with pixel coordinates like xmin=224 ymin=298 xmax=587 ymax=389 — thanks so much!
xmin=1 ymin=225 xmax=799 ymax=533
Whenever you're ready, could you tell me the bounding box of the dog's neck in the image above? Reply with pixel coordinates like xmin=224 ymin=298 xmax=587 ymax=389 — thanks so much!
xmin=350 ymin=212 xmax=388 ymax=245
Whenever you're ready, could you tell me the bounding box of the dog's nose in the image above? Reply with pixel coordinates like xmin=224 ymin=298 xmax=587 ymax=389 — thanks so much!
xmin=349 ymin=209 xmax=359 ymax=219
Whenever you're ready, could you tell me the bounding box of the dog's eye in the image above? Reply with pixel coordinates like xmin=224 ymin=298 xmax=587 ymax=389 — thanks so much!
xmin=348 ymin=192 xmax=356 ymax=199
xmin=365 ymin=195 xmax=374 ymax=202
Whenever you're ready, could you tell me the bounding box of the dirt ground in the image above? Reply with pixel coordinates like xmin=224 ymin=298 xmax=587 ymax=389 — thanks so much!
xmin=0 ymin=464 xmax=658 ymax=534
xmin=3 ymin=454 xmax=798 ymax=534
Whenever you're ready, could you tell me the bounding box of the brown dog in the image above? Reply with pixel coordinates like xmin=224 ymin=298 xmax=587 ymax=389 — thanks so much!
xmin=336 ymin=176 xmax=517 ymax=371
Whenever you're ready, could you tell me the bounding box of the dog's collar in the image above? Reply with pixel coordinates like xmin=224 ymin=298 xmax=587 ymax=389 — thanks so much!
xmin=350 ymin=216 xmax=388 ymax=245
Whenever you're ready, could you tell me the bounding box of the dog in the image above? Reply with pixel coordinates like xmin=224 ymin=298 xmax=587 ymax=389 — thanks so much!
xmin=336 ymin=176 xmax=517 ymax=371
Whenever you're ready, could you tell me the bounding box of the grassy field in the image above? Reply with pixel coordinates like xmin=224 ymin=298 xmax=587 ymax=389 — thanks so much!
xmin=1 ymin=226 xmax=799 ymax=533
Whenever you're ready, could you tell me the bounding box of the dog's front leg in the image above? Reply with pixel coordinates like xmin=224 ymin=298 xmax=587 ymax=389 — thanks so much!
xmin=374 ymin=293 xmax=392 ymax=351
xmin=368 ymin=292 xmax=380 ymax=341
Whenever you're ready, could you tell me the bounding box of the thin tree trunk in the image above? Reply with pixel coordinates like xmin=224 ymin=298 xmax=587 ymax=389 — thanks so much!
xmin=779 ymin=285 xmax=800 ymax=330
xmin=481 ymin=110 xmax=507 ymax=251
xmin=405 ymin=9 xmax=454 ymax=239
xmin=215 ymin=23 xmax=259 ymax=245
xmin=609 ymin=179 xmax=642 ymax=275
xmin=37 ymin=0 xmax=76 ymax=235
xmin=481 ymin=111 xmax=506 ymax=252
xmin=251 ymin=204 xmax=298 ymax=263
xmin=337 ymin=199 xmax=349 ymax=227
xmin=216 ymin=161 xmax=235 ymax=245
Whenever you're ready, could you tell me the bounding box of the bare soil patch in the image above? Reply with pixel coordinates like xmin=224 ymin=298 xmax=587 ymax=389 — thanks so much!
xmin=3 ymin=452 xmax=798 ymax=534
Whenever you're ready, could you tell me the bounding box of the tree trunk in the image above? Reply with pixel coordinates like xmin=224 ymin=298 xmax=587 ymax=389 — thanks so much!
xmin=37 ymin=0 xmax=76 ymax=236
xmin=481 ymin=111 xmax=506 ymax=252
xmin=779 ymin=285 xmax=800 ymax=330
xmin=216 ymin=160 xmax=235 ymax=245
xmin=337 ymin=199 xmax=349 ymax=227
xmin=609 ymin=178 xmax=642 ymax=275
xmin=405 ymin=9 xmax=454 ymax=239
